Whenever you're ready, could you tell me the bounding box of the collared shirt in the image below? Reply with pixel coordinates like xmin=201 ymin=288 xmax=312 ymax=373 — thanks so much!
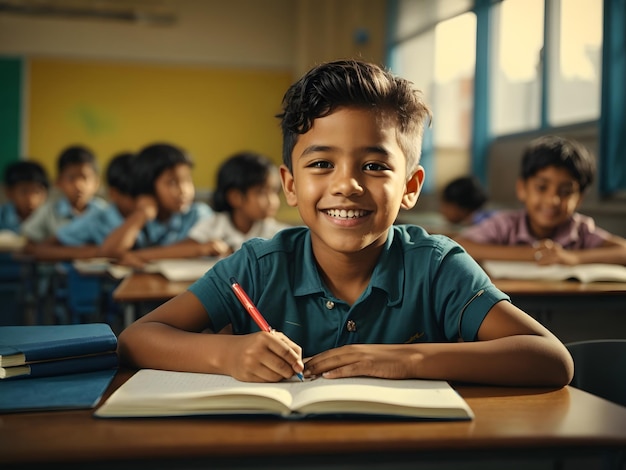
xmin=187 ymin=212 xmax=291 ymax=251
xmin=21 ymin=196 xmax=108 ymax=243
xmin=189 ymin=225 xmax=509 ymax=357
xmin=56 ymin=203 xmax=125 ymax=246
xmin=459 ymin=209 xmax=611 ymax=249
xmin=0 ymin=203 xmax=21 ymax=233
xmin=135 ymin=202 xmax=213 ymax=248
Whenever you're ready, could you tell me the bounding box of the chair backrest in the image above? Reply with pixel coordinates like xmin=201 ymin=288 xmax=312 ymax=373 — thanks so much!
xmin=566 ymin=339 xmax=626 ymax=407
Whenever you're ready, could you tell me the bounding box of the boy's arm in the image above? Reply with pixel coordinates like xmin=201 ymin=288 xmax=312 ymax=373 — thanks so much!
xmin=454 ymin=236 xmax=537 ymax=261
xmin=303 ymin=300 xmax=574 ymax=387
xmin=117 ymin=291 xmax=303 ymax=382
xmin=26 ymin=238 xmax=101 ymax=262
xmin=537 ymin=235 xmax=626 ymax=265
xmin=99 ymin=196 xmax=157 ymax=258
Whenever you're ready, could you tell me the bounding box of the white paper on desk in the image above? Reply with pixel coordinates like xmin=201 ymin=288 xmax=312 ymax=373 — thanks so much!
xmin=0 ymin=230 xmax=26 ymax=251
xmin=147 ymin=258 xmax=219 ymax=282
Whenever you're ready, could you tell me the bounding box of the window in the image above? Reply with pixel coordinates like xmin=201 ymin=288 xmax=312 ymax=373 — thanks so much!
xmin=490 ymin=0 xmax=544 ymax=135
xmin=548 ymin=0 xmax=602 ymax=126
xmin=389 ymin=9 xmax=476 ymax=194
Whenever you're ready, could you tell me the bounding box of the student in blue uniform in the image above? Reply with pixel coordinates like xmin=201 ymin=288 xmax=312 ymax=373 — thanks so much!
xmin=99 ymin=143 xmax=213 ymax=263
xmin=0 ymin=160 xmax=49 ymax=233
xmin=118 ymin=60 xmax=573 ymax=388
xmin=27 ymin=152 xmax=136 ymax=261
xmin=21 ymin=145 xmax=105 ymax=245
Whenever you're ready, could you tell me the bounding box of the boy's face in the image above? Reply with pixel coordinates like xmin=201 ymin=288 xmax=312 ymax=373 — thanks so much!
xmin=154 ymin=163 xmax=195 ymax=215
xmin=6 ymin=181 xmax=48 ymax=220
xmin=280 ymin=107 xmax=423 ymax=258
xmin=230 ymin=171 xmax=281 ymax=222
xmin=516 ymin=165 xmax=583 ymax=238
xmin=56 ymin=163 xmax=100 ymax=212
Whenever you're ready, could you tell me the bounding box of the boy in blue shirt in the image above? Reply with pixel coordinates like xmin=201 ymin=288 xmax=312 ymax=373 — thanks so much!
xmin=118 ymin=60 xmax=573 ymax=387
xmin=99 ymin=143 xmax=213 ymax=265
xmin=1 ymin=160 xmax=49 ymax=233
xmin=21 ymin=145 xmax=106 ymax=245
xmin=27 ymin=152 xmax=135 ymax=261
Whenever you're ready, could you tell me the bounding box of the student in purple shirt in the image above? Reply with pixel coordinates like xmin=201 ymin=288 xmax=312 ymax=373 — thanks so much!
xmin=455 ymin=135 xmax=626 ymax=266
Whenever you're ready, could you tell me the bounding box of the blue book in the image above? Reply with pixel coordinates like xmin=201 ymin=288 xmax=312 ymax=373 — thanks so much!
xmin=1 ymin=352 xmax=118 ymax=379
xmin=0 ymin=324 xmax=117 ymax=367
xmin=0 ymin=369 xmax=117 ymax=413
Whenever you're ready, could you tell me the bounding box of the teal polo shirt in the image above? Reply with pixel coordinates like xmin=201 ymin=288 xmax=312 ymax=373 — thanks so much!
xmin=189 ymin=225 xmax=509 ymax=358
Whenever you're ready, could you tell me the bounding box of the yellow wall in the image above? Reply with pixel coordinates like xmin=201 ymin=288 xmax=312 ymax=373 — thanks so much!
xmin=27 ymin=58 xmax=293 ymax=190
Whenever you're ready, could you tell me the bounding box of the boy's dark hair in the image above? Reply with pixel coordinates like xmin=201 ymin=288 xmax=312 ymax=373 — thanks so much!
xmin=277 ymin=59 xmax=432 ymax=174
xmin=57 ymin=145 xmax=98 ymax=174
xmin=106 ymin=152 xmax=135 ymax=195
xmin=212 ymin=151 xmax=276 ymax=213
xmin=4 ymin=160 xmax=50 ymax=189
xmin=520 ymin=135 xmax=595 ymax=192
xmin=442 ymin=176 xmax=488 ymax=211
xmin=130 ymin=143 xmax=193 ymax=196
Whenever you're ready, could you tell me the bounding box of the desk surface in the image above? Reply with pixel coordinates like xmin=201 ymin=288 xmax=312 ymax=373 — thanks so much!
xmin=113 ymin=272 xmax=626 ymax=305
xmin=2 ymin=370 xmax=626 ymax=468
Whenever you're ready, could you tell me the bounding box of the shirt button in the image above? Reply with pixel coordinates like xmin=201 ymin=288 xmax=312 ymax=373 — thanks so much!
xmin=325 ymin=300 xmax=335 ymax=310
xmin=346 ymin=320 xmax=357 ymax=332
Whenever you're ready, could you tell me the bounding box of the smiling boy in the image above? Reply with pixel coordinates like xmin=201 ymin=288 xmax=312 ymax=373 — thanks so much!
xmin=118 ymin=60 xmax=573 ymax=387
xmin=455 ymin=136 xmax=626 ymax=265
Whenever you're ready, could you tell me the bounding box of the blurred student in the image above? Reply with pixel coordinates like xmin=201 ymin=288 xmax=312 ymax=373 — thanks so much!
xmin=21 ymin=145 xmax=105 ymax=245
xmin=100 ymin=143 xmax=213 ymax=264
xmin=187 ymin=151 xmax=290 ymax=251
xmin=1 ymin=160 xmax=49 ymax=233
xmin=455 ymin=135 xmax=626 ymax=265
xmin=27 ymin=152 xmax=135 ymax=261
xmin=440 ymin=176 xmax=491 ymax=226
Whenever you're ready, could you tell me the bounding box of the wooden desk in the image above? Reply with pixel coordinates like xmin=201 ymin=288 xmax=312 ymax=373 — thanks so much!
xmin=493 ymin=279 xmax=626 ymax=343
xmin=114 ymin=273 xmax=626 ymax=341
xmin=112 ymin=272 xmax=190 ymax=327
xmin=2 ymin=370 xmax=625 ymax=469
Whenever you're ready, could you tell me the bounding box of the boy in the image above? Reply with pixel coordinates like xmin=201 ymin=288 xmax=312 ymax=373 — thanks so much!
xmin=440 ymin=175 xmax=491 ymax=226
xmin=455 ymin=136 xmax=626 ymax=265
xmin=99 ymin=143 xmax=213 ymax=264
xmin=27 ymin=152 xmax=136 ymax=261
xmin=1 ymin=160 xmax=49 ymax=233
xmin=118 ymin=60 xmax=573 ymax=387
xmin=21 ymin=145 xmax=105 ymax=245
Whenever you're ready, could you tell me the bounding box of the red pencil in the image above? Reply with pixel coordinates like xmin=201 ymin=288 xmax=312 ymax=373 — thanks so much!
xmin=229 ymin=277 xmax=304 ymax=381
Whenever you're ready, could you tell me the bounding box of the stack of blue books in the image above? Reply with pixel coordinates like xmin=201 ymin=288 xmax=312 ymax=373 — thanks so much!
xmin=0 ymin=324 xmax=118 ymax=412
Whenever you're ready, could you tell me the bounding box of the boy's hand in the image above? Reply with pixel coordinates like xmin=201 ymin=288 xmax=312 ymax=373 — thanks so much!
xmin=200 ymin=240 xmax=232 ymax=257
xmin=533 ymin=239 xmax=579 ymax=266
xmin=223 ymin=331 xmax=304 ymax=382
xmin=135 ymin=195 xmax=158 ymax=221
xmin=117 ymin=251 xmax=147 ymax=269
xmin=303 ymin=344 xmax=415 ymax=379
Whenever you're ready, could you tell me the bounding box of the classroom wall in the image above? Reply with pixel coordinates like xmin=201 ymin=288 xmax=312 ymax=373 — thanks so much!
xmin=0 ymin=0 xmax=388 ymax=195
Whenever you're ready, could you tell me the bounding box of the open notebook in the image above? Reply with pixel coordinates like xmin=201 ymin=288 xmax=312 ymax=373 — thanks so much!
xmin=482 ymin=260 xmax=626 ymax=283
xmin=95 ymin=369 xmax=474 ymax=420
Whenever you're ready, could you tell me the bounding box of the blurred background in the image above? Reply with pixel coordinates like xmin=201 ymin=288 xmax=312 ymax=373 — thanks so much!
xmin=1 ymin=0 xmax=624 ymax=232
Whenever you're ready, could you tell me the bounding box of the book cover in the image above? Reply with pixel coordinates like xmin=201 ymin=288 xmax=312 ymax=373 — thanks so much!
xmin=0 ymin=369 xmax=117 ymax=413
xmin=0 ymin=324 xmax=117 ymax=367
xmin=1 ymin=352 xmax=118 ymax=379
xmin=95 ymin=369 xmax=474 ymax=420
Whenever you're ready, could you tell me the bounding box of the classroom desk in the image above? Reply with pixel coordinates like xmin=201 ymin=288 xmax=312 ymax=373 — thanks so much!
xmin=2 ymin=369 xmax=626 ymax=470
xmin=493 ymin=279 xmax=626 ymax=342
xmin=112 ymin=272 xmax=190 ymax=327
